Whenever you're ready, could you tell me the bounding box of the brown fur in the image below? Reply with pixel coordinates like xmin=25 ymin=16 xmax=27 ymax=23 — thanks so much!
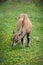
xmin=17 ymin=13 xmax=32 ymax=39
xmin=11 ymin=13 xmax=32 ymax=47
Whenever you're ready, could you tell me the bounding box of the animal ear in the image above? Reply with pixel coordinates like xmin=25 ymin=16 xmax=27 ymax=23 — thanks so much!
xmin=13 ymin=31 xmax=15 ymax=34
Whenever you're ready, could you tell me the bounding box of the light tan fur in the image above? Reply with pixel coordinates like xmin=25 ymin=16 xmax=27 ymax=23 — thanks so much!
xmin=11 ymin=13 xmax=32 ymax=47
xmin=17 ymin=13 xmax=32 ymax=39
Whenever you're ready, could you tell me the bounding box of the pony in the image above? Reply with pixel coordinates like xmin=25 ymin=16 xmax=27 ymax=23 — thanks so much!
xmin=11 ymin=13 xmax=32 ymax=47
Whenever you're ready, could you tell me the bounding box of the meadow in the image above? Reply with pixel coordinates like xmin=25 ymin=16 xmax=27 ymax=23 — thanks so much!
xmin=0 ymin=2 xmax=43 ymax=65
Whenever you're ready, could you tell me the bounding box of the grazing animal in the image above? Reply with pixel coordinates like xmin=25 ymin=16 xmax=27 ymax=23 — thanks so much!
xmin=11 ymin=13 xmax=32 ymax=47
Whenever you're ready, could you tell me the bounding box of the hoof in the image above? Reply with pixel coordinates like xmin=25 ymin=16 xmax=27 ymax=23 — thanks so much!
xmin=22 ymin=45 xmax=25 ymax=48
xmin=28 ymin=43 xmax=31 ymax=47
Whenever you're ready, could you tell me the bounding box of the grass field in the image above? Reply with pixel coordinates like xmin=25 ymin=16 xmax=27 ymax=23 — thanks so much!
xmin=0 ymin=2 xmax=43 ymax=65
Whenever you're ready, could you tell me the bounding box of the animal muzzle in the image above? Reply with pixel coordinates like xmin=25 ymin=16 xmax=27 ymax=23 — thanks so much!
xmin=11 ymin=42 xmax=16 ymax=47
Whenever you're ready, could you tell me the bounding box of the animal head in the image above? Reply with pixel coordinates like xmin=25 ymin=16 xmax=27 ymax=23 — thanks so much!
xmin=11 ymin=31 xmax=18 ymax=47
xmin=11 ymin=31 xmax=23 ymax=47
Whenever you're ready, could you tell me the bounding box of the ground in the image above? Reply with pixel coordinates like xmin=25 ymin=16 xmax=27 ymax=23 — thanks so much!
xmin=0 ymin=2 xmax=43 ymax=65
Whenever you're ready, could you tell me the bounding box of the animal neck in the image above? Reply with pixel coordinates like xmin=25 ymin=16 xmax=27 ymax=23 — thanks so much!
xmin=17 ymin=32 xmax=23 ymax=41
xmin=17 ymin=28 xmax=26 ymax=40
xmin=17 ymin=32 xmax=25 ymax=41
xmin=17 ymin=34 xmax=22 ymax=41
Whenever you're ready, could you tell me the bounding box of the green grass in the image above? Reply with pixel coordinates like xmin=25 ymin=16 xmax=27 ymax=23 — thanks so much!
xmin=0 ymin=2 xmax=43 ymax=65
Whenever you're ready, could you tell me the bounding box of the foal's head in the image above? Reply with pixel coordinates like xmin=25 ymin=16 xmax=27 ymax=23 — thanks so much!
xmin=11 ymin=31 xmax=18 ymax=47
xmin=11 ymin=31 xmax=23 ymax=47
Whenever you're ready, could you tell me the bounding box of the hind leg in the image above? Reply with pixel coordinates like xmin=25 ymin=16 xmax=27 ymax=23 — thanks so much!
xmin=27 ymin=33 xmax=30 ymax=47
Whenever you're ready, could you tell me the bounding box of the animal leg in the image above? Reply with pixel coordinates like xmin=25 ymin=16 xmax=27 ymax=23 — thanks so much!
xmin=21 ymin=37 xmax=25 ymax=48
xmin=21 ymin=38 xmax=23 ymax=45
xmin=27 ymin=33 xmax=30 ymax=47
